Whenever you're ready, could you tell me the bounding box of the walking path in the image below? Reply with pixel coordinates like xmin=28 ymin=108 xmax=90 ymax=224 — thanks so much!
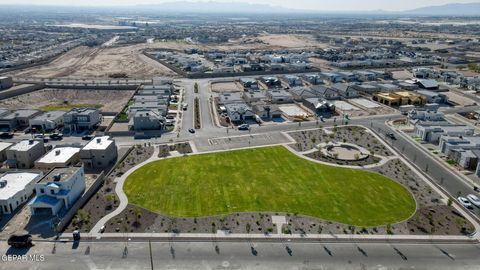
xmin=87 ymin=125 xmax=480 ymax=241
xmin=90 ymin=146 xmax=160 ymax=233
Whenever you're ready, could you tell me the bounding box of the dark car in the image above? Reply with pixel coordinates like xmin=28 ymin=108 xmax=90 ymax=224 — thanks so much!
xmin=73 ymin=230 xmax=81 ymax=241
xmin=188 ymin=128 xmax=195 ymax=134
xmin=8 ymin=233 xmax=33 ymax=248
xmin=82 ymin=135 xmax=94 ymax=141
xmin=386 ymin=133 xmax=396 ymax=140
xmin=0 ymin=132 xmax=14 ymax=139
xmin=49 ymin=133 xmax=63 ymax=140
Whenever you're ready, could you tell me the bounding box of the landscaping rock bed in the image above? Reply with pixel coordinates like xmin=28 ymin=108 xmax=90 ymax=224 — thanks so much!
xmin=306 ymin=151 xmax=381 ymax=166
xmin=105 ymin=157 xmax=474 ymax=236
xmin=289 ymin=126 xmax=392 ymax=157
xmin=369 ymin=159 xmax=475 ymax=235
xmin=158 ymin=142 xmax=193 ymax=158
xmin=64 ymin=144 xmax=154 ymax=233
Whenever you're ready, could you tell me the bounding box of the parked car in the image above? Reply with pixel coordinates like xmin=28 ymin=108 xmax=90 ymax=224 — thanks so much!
xmin=8 ymin=233 xmax=32 ymax=248
xmin=238 ymin=124 xmax=250 ymax=131
xmin=73 ymin=230 xmax=81 ymax=241
xmin=466 ymin=194 xmax=480 ymax=207
xmin=458 ymin=196 xmax=473 ymax=209
xmin=188 ymin=128 xmax=195 ymax=134
xmin=82 ymin=135 xmax=94 ymax=141
xmin=0 ymin=132 xmax=13 ymax=139
xmin=34 ymin=134 xmax=44 ymax=139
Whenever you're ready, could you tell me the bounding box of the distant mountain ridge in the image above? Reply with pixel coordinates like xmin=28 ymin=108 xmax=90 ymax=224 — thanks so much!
xmin=403 ymin=2 xmax=480 ymax=15
xmin=136 ymin=1 xmax=298 ymax=13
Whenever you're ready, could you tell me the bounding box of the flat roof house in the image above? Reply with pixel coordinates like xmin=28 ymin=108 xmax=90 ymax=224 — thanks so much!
xmin=30 ymin=166 xmax=85 ymax=216
xmin=0 ymin=142 xmax=12 ymax=163
xmin=414 ymin=123 xmax=474 ymax=144
xmin=0 ymin=109 xmax=42 ymax=131
xmin=5 ymin=140 xmax=45 ymax=169
xmin=0 ymin=171 xmax=43 ymax=215
xmin=416 ymin=90 xmax=448 ymax=104
xmin=35 ymin=147 xmax=81 ymax=171
xmin=63 ymin=108 xmax=101 ymax=134
xmin=128 ymin=109 xmax=165 ymax=131
xmin=80 ymin=136 xmax=118 ymax=169
xmin=29 ymin=110 xmax=66 ymax=131
xmin=218 ymin=92 xmax=244 ymax=105
xmin=266 ymin=89 xmax=294 ymax=104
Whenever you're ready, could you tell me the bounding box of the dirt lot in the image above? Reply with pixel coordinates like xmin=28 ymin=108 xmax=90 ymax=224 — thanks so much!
xmin=8 ymin=45 xmax=177 ymax=79
xmin=210 ymin=81 xmax=242 ymax=93
xmin=255 ymin=34 xmax=330 ymax=48
xmin=0 ymin=88 xmax=134 ymax=113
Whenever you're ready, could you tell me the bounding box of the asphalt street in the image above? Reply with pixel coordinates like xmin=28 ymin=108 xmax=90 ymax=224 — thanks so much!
xmin=1 ymin=240 xmax=480 ymax=270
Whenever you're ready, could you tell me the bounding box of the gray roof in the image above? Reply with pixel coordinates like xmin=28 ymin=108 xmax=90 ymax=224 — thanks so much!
xmin=0 ymin=109 xmax=40 ymax=120
xmin=32 ymin=111 xmax=66 ymax=121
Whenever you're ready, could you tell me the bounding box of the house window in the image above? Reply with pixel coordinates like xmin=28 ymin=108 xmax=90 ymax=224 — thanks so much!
xmin=40 ymin=188 xmax=44 ymax=194
xmin=50 ymin=190 xmax=54 ymax=195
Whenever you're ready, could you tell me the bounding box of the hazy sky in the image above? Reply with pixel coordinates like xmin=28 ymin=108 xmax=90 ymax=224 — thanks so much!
xmin=0 ymin=0 xmax=477 ymax=11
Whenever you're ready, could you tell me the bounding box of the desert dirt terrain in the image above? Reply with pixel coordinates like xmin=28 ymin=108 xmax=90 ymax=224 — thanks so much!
xmin=8 ymin=45 xmax=178 ymax=79
xmin=8 ymin=34 xmax=331 ymax=79
xmin=0 ymin=88 xmax=134 ymax=113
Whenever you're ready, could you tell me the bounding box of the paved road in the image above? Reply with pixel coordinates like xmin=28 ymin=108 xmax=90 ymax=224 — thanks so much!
xmin=1 ymin=240 xmax=479 ymax=270
xmin=370 ymin=120 xmax=480 ymax=218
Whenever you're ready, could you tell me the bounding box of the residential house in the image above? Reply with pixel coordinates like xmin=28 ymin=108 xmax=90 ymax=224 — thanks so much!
xmin=0 ymin=109 xmax=41 ymax=131
xmin=30 ymin=166 xmax=85 ymax=216
xmin=0 ymin=171 xmax=43 ymax=215
xmin=416 ymin=90 xmax=448 ymax=104
xmin=5 ymin=140 xmax=45 ymax=169
xmin=414 ymin=124 xmax=474 ymax=144
xmin=63 ymin=108 xmax=101 ymax=134
xmin=29 ymin=110 xmax=66 ymax=131
xmin=331 ymin=84 xmax=359 ymax=98
xmin=0 ymin=142 xmax=12 ymax=163
xmin=80 ymin=136 xmax=118 ymax=169
xmin=266 ymin=89 xmax=294 ymax=103
xmin=128 ymin=109 xmax=165 ymax=131
xmin=252 ymin=104 xmax=282 ymax=120
xmin=225 ymin=103 xmax=254 ymax=123
xmin=35 ymin=147 xmax=81 ymax=170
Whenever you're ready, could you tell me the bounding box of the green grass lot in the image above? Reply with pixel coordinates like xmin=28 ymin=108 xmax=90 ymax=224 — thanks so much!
xmin=124 ymin=146 xmax=416 ymax=227
xmin=40 ymin=103 xmax=102 ymax=112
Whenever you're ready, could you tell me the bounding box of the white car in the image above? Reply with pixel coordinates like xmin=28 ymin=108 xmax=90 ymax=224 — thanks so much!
xmin=466 ymin=194 xmax=480 ymax=207
xmin=458 ymin=196 xmax=473 ymax=209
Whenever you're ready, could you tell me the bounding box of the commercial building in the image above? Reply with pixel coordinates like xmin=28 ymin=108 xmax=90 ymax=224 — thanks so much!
xmin=0 ymin=171 xmax=43 ymax=215
xmin=80 ymin=136 xmax=118 ymax=169
xmin=5 ymin=140 xmax=45 ymax=169
xmin=29 ymin=110 xmax=66 ymax=131
xmin=30 ymin=166 xmax=85 ymax=216
xmin=63 ymin=108 xmax=101 ymax=134
xmin=35 ymin=147 xmax=81 ymax=170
